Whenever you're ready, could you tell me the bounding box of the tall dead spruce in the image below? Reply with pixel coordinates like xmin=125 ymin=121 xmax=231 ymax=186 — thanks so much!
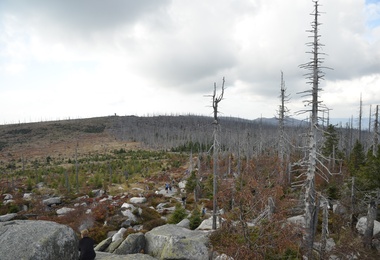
xmin=207 ymin=77 xmax=225 ymax=230
xmin=298 ymin=0 xmax=332 ymax=257
xmin=278 ymin=71 xmax=290 ymax=185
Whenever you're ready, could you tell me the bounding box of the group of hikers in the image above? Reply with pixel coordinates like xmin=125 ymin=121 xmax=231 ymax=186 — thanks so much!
xmin=164 ymin=182 xmax=172 ymax=193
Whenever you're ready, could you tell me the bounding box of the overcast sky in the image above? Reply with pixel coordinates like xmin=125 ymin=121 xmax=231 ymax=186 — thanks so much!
xmin=1 ymin=0 xmax=380 ymax=124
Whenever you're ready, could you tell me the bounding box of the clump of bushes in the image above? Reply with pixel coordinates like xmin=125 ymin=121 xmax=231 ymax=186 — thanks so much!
xmin=189 ymin=208 xmax=202 ymax=230
xmin=168 ymin=204 xmax=187 ymax=224
xmin=143 ymin=218 xmax=167 ymax=231
xmin=140 ymin=207 xmax=161 ymax=221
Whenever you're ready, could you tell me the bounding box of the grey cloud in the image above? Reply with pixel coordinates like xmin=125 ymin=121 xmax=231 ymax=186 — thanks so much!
xmin=3 ymin=0 xmax=171 ymax=33
xmin=143 ymin=44 xmax=237 ymax=93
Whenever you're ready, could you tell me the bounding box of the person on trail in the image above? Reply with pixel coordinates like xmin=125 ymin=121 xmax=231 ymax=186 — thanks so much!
xmin=165 ymin=183 xmax=169 ymax=193
xmin=78 ymin=229 xmax=96 ymax=260
xmin=181 ymin=191 xmax=187 ymax=207
xmin=202 ymin=207 xmax=206 ymax=217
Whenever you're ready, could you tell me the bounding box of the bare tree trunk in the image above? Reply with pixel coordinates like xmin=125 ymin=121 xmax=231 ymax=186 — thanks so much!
xmin=351 ymin=177 xmax=356 ymax=229
xmin=212 ymin=125 xmax=218 ymax=230
xmin=75 ymin=140 xmax=79 ymax=193
xmin=373 ymin=105 xmax=379 ymax=155
xmin=368 ymin=104 xmax=372 ymax=134
xmin=65 ymin=170 xmax=70 ymax=192
xmin=320 ymin=200 xmax=329 ymax=259
xmin=278 ymin=71 xmax=289 ymax=185
xmin=359 ymin=94 xmax=362 ymax=143
xmin=210 ymin=77 xmax=225 ymax=230
xmin=300 ymin=1 xmax=327 ymax=257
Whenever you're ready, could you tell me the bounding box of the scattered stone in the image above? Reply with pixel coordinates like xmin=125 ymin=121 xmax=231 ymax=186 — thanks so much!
xmin=56 ymin=207 xmax=75 ymax=215
xmin=178 ymin=181 xmax=187 ymax=189
xmin=0 ymin=213 xmax=17 ymax=222
xmin=120 ymin=209 xmax=137 ymax=222
xmin=332 ymin=202 xmax=347 ymax=215
xmin=129 ymin=197 xmax=147 ymax=204
xmin=3 ymin=194 xmax=13 ymax=200
xmin=23 ymin=193 xmax=32 ymax=200
xmin=287 ymin=215 xmax=306 ymax=228
xmin=92 ymin=189 xmax=105 ymax=197
xmin=356 ymin=216 xmax=380 ymax=236
xmin=3 ymin=199 xmax=15 ymax=205
xmin=121 ymin=203 xmax=136 ymax=211
xmin=42 ymin=197 xmax=61 ymax=206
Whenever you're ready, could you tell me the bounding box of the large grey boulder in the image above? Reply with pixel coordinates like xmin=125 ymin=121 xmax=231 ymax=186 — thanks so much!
xmin=95 ymin=251 xmax=157 ymax=259
xmin=114 ymin=232 xmax=146 ymax=255
xmin=0 ymin=220 xmax=78 ymax=260
xmin=95 ymin=237 xmax=112 ymax=251
xmin=145 ymin=224 xmax=210 ymax=260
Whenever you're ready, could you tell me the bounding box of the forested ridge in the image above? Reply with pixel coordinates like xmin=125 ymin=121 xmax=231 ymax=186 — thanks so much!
xmin=1 ymin=114 xmax=379 ymax=259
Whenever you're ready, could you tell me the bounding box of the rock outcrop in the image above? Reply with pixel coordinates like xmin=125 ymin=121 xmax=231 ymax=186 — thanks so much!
xmin=0 ymin=220 xmax=78 ymax=260
xmin=145 ymin=224 xmax=210 ymax=260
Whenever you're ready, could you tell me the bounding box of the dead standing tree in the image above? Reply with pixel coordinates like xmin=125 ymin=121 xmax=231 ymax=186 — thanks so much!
xmin=373 ymin=105 xmax=379 ymax=155
xmin=298 ymin=1 xmax=332 ymax=257
xmin=278 ymin=71 xmax=291 ymax=185
xmin=207 ymin=77 xmax=225 ymax=230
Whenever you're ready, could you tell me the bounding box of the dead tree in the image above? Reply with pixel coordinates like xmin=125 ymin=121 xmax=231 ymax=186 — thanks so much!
xmin=207 ymin=77 xmax=225 ymax=230
xmin=278 ymin=71 xmax=290 ymax=184
xmin=320 ymin=199 xmax=329 ymax=259
xmin=298 ymin=1 xmax=331 ymax=257
xmin=359 ymin=94 xmax=363 ymax=143
xmin=368 ymin=104 xmax=372 ymax=135
xmin=373 ymin=105 xmax=379 ymax=155
xmin=75 ymin=140 xmax=79 ymax=192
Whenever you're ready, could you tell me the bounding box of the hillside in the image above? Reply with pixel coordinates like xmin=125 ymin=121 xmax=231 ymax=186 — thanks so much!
xmin=0 ymin=114 xmax=309 ymax=163
xmin=1 ymin=115 xmax=379 ymax=259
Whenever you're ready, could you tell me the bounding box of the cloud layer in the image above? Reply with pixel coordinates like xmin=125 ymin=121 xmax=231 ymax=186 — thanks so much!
xmin=0 ymin=0 xmax=379 ymax=124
